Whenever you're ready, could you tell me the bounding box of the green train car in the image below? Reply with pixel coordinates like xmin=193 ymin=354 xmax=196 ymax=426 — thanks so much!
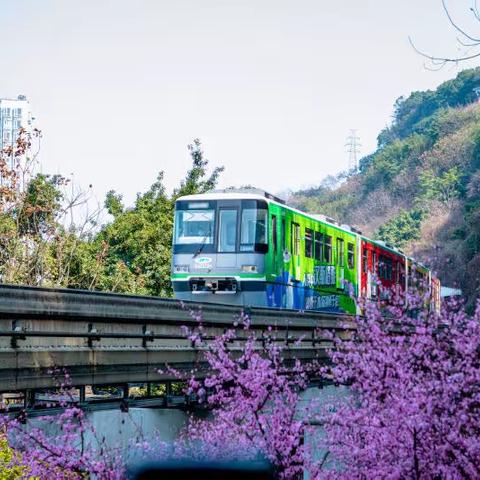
xmin=171 ymin=189 xmax=439 ymax=314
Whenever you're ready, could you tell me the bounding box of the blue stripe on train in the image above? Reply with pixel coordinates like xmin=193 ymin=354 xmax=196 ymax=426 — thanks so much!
xmin=266 ymin=272 xmax=343 ymax=312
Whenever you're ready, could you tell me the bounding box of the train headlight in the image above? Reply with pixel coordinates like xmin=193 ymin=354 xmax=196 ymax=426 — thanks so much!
xmin=241 ymin=265 xmax=257 ymax=273
xmin=174 ymin=265 xmax=189 ymax=273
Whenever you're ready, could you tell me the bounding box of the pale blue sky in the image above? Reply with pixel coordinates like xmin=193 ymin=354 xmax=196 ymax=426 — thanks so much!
xmin=1 ymin=0 xmax=479 ymax=205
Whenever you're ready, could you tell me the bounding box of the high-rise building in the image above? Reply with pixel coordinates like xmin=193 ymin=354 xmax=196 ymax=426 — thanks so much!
xmin=0 ymin=95 xmax=33 ymax=151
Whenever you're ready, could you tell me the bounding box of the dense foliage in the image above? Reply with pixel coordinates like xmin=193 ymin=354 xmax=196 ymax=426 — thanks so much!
xmin=84 ymin=139 xmax=224 ymax=296
xmin=290 ymin=66 xmax=480 ymax=308
xmin=376 ymin=209 xmax=424 ymax=248
xmin=0 ymin=135 xmax=222 ymax=297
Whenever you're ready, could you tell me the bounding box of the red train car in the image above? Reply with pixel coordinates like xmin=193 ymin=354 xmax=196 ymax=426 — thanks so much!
xmin=359 ymin=237 xmax=440 ymax=313
xmin=360 ymin=238 xmax=406 ymax=302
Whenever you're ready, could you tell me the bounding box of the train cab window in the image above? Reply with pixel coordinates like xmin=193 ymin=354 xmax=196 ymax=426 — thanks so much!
xmin=324 ymin=235 xmax=332 ymax=263
xmin=240 ymin=208 xmax=267 ymax=252
xmin=174 ymin=208 xmax=215 ymax=244
xmin=314 ymin=232 xmax=323 ymax=261
xmin=347 ymin=243 xmax=355 ymax=269
xmin=272 ymin=215 xmax=277 ymax=253
xmin=337 ymin=238 xmax=345 ymax=267
xmin=291 ymin=222 xmax=300 ymax=256
xmin=362 ymin=248 xmax=368 ymax=273
xmin=305 ymin=228 xmax=313 ymax=258
xmin=218 ymin=209 xmax=237 ymax=252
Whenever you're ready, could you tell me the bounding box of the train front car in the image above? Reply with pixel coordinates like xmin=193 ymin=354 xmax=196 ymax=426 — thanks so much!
xmin=171 ymin=192 xmax=269 ymax=306
xmin=171 ymin=189 xmax=359 ymax=313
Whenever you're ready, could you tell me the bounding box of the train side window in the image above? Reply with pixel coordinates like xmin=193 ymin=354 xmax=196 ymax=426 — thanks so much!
xmin=347 ymin=243 xmax=355 ymax=269
xmin=379 ymin=255 xmax=393 ymax=280
xmin=314 ymin=232 xmax=323 ymax=261
xmin=336 ymin=238 xmax=345 ymax=267
xmin=372 ymin=252 xmax=377 ymax=273
xmin=282 ymin=218 xmax=286 ymax=250
xmin=305 ymin=228 xmax=313 ymax=258
xmin=362 ymin=248 xmax=368 ymax=273
xmin=240 ymin=208 xmax=267 ymax=251
xmin=379 ymin=255 xmax=384 ymax=278
xmin=272 ymin=215 xmax=277 ymax=253
xmin=291 ymin=222 xmax=300 ymax=255
xmin=396 ymin=261 xmax=403 ymax=283
xmin=324 ymin=235 xmax=332 ymax=263
xmin=387 ymin=258 xmax=393 ymax=281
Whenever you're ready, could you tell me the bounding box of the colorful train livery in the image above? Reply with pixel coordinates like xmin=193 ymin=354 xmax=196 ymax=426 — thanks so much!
xmin=171 ymin=189 xmax=440 ymax=314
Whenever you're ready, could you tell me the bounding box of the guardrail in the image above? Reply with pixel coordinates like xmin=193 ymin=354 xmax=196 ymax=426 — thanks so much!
xmin=0 ymin=283 xmax=353 ymax=327
xmin=0 ymin=284 xmax=355 ymax=393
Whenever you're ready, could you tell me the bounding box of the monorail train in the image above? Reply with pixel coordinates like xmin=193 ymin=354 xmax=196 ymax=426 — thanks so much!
xmin=171 ymin=189 xmax=440 ymax=314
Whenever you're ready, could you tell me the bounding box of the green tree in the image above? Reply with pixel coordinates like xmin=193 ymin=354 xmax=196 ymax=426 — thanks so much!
xmin=0 ymin=436 xmax=27 ymax=479
xmin=174 ymin=138 xmax=224 ymax=198
xmin=418 ymin=166 xmax=462 ymax=207
xmin=375 ymin=209 xmax=424 ymax=248
xmin=83 ymin=139 xmax=223 ymax=296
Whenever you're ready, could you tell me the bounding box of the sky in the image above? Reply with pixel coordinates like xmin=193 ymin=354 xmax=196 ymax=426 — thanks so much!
xmin=1 ymin=0 xmax=479 ymax=207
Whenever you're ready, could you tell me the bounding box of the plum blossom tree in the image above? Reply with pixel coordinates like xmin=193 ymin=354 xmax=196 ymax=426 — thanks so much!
xmin=322 ymin=296 xmax=480 ymax=479
xmin=176 ymin=295 xmax=480 ymax=479
xmin=175 ymin=312 xmax=313 ymax=479
xmin=1 ymin=295 xmax=479 ymax=479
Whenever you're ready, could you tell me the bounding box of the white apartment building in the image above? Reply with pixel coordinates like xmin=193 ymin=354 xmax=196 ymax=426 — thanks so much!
xmin=0 ymin=95 xmax=33 ymax=151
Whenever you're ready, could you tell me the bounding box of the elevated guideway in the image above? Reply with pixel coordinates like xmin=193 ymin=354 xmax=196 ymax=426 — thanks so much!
xmin=0 ymin=284 xmax=354 ymax=397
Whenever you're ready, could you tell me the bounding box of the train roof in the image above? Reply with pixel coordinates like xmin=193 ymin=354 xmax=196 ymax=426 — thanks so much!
xmin=177 ymin=191 xmax=274 ymax=202
xmin=176 ymin=191 xmax=350 ymax=234
xmin=176 ymin=191 xmax=429 ymax=269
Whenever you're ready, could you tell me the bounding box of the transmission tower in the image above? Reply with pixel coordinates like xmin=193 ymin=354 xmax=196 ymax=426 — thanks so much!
xmin=345 ymin=129 xmax=361 ymax=173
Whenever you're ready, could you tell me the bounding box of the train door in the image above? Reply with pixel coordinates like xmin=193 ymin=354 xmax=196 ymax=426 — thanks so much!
xmin=395 ymin=258 xmax=406 ymax=297
xmin=336 ymin=237 xmax=345 ymax=290
xmin=271 ymin=214 xmax=278 ymax=273
xmin=361 ymin=241 xmax=375 ymax=300
xmin=361 ymin=243 xmax=369 ymax=299
xmin=281 ymin=215 xmax=288 ymax=308
xmin=291 ymin=222 xmax=300 ymax=266
xmin=360 ymin=240 xmax=378 ymax=301
xmin=371 ymin=250 xmax=378 ymax=299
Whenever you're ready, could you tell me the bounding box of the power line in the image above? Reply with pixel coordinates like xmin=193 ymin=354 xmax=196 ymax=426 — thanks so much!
xmin=345 ymin=129 xmax=361 ymax=173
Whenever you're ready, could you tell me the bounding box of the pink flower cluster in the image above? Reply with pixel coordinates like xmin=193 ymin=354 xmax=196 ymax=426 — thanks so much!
xmin=323 ymin=297 xmax=480 ymax=479
xmin=177 ymin=312 xmax=309 ymax=479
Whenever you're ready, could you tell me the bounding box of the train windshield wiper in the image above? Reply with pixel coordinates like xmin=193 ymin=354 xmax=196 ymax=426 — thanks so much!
xmin=192 ymin=228 xmax=211 ymax=258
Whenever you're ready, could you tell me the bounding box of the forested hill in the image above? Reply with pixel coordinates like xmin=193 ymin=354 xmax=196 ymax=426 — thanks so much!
xmin=289 ymin=67 xmax=480 ymax=307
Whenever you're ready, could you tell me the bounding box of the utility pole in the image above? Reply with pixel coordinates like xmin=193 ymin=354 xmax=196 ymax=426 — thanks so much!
xmin=345 ymin=129 xmax=361 ymax=173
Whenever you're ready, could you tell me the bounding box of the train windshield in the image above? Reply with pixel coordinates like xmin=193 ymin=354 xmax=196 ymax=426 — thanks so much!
xmin=173 ymin=199 xmax=268 ymax=253
xmin=174 ymin=209 xmax=215 ymax=244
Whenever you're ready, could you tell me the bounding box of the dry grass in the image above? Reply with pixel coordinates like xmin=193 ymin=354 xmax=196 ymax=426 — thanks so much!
xmin=408 ymin=201 xmax=465 ymax=285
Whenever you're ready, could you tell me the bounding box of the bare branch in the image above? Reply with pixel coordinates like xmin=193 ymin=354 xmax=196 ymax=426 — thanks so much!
xmin=442 ymin=0 xmax=480 ymax=43
xmin=409 ymin=35 xmax=480 ymax=67
xmin=456 ymin=35 xmax=480 ymax=47
xmin=471 ymin=1 xmax=480 ymax=21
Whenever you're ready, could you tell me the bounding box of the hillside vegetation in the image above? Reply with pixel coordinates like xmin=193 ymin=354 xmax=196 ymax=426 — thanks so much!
xmin=290 ymin=68 xmax=480 ymax=307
